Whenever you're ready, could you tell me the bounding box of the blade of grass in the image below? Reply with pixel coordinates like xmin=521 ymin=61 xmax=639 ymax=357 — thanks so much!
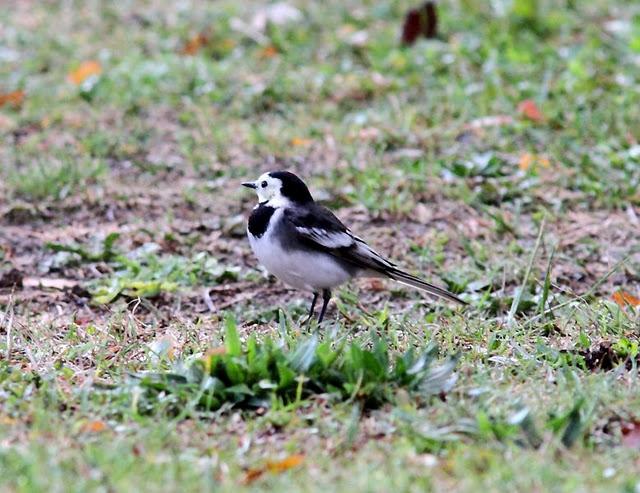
xmin=507 ymin=218 xmax=545 ymax=327
xmin=2 ymin=297 xmax=14 ymax=360
xmin=537 ymin=244 xmax=556 ymax=315
xmin=524 ymin=254 xmax=631 ymax=327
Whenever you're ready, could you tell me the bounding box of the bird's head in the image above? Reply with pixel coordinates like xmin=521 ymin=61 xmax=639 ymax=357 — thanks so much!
xmin=242 ymin=171 xmax=314 ymax=206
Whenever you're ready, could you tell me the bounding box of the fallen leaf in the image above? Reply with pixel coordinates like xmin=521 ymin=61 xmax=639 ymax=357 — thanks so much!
xmin=68 ymin=61 xmax=102 ymax=85
xmin=612 ymin=290 xmax=640 ymax=308
xmin=517 ymin=99 xmax=545 ymax=122
xmin=81 ymin=420 xmax=107 ymax=433
xmin=621 ymin=420 xmax=640 ymax=448
xmin=259 ymin=45 xmax=279 ymax=58
xmin=519 ymin=153 xmax=551 ymax=171
xmin=0 ymin=90 xmax=25 ymax=108
xmin=181 ymin=33 xmax=209 ymax=55
xmin=290 ymin=137 xmax=312 ymax=146
xmin=266 ymin=454 xmax=305 ymax=473
xmin=401 ymin=1 xmax=438 ymax=46
xmin=242 ymin=468 xmax=265 ymax=484
xmin=242 ymin=454 xmax=304 ymax=484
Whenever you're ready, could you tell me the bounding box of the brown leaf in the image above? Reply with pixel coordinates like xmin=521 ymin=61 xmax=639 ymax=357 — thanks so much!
xmin=401 ymin=9 xmax=421 ymax=46
xmin=422 ymin=1 xmax=438 ymax=38
xmin=612 ymin=290 xmax=640 ymax=308
xmin=621 ymin=420 xmax=640 ymax=449
xmin=0 ymin=90 xmax=25 ymax=108
xmin=242 ymin=468 xmax=265 ymax=484
xmin=401 ymin=2 xmax=438 ymax=46
xmin=68 ymin=61 xmax=102 ymax=85
xmin=517 ymin=99 xmax=545 ymax=122
xmin=181 ymin=33 xmax=209 ymax=55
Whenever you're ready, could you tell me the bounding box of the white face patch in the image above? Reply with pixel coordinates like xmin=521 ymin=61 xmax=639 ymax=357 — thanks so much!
xmin=252 ymin=173 xmax=284 ymax=204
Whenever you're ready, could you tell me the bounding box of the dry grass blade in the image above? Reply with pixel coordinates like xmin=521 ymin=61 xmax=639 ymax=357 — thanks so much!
xmin=524 ymin=254 xmax=632 ymax=327
xmin=1 ymin=297 xmax=14 ymax=360
xmin=507 ymin=219 xmax=545 ymax=327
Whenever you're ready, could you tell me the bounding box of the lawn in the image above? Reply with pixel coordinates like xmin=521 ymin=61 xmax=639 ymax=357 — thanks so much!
xmin=1 ymin=0 xmax=639 ymax=491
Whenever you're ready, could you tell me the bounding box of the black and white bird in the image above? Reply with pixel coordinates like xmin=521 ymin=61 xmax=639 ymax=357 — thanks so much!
xmin=242 ymin=171 xmax=467 ymax=323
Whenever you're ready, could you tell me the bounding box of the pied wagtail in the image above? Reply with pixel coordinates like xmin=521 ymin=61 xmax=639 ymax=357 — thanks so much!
xmin=243 ymin=171 xmax=467 ymax=323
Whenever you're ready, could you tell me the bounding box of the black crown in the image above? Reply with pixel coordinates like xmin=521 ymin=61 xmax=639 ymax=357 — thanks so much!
xmin=269 ymin=171 xmax=314 ymax=204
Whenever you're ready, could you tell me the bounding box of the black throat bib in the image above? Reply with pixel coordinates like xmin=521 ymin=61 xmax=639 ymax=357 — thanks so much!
xmin=248 ymin=204 xmax=276 ymax=238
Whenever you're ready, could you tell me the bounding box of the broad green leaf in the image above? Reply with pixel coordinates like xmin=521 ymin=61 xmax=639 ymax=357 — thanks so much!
xmin=224 ymin=314 xmax=241 ymax=357
xmin=288 ymin=336 xmax=318 ymax=372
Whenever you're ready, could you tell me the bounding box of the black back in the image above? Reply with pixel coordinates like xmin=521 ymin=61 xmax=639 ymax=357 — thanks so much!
xmin=248 ymin=205 xmax=275 ymax=238
xmin=269 ymin=171 xmax=314 ymax=204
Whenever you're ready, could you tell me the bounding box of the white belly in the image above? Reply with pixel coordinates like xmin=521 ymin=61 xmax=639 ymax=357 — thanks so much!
xmin=248 ymin=211 xmax=351 ymax=291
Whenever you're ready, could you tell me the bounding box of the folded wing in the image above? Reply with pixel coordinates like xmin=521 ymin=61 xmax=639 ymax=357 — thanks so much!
xmin=283 ymin=205 xmax=467 ymax=305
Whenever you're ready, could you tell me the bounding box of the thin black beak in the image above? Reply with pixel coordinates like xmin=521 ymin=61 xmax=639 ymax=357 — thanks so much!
xmin=242 ymin=181 xmax=257 ymax=189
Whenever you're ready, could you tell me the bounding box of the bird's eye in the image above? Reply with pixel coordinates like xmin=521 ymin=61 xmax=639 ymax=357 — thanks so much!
xmin=261 ymin=181 xmax=268 ymax=188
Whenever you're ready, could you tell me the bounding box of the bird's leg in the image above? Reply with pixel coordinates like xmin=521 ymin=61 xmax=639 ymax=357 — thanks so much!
xmin=303 ymin=292 xmax=319 ymax=325
xmin=317 ymin=289 xmax=331 ymax=324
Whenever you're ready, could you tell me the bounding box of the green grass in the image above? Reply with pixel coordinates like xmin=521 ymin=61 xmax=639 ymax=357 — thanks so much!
xmin=5 ymin=156 xmax=106 ymax=201
xmin=1 ymin=0 xmax=640 ymax=491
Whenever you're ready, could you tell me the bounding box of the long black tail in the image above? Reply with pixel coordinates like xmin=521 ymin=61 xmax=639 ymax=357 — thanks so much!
xmin=386 ymin=268 xmax=468 ymax=305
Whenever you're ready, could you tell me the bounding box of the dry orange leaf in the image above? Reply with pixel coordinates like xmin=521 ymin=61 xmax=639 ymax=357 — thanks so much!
xmin=0 ymin=90 xmax=25 ymax=107
xmin=68 ymin=61 xmax=102 ymax=85
xmin=612 ymin=290 xmax=640 ymax=308
xmin=81 ymin=420 xmax=107 ymax=433
xmin=242 ymin=454 xmax=304 ymax=484
xmin=259 ymin=45 xmax=279 ymax=58
xmin=181 ymin=33 xmax=209 ymax=55
xmin=519 ymin=153 xmax=551 ymax=171
xmin=266 ymin=454 xmax=305 ymax=473
xmin=291 ymin=137 xmax=312 ymax=146
xmin=517 ymin=99 xmax=544 ymax=122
